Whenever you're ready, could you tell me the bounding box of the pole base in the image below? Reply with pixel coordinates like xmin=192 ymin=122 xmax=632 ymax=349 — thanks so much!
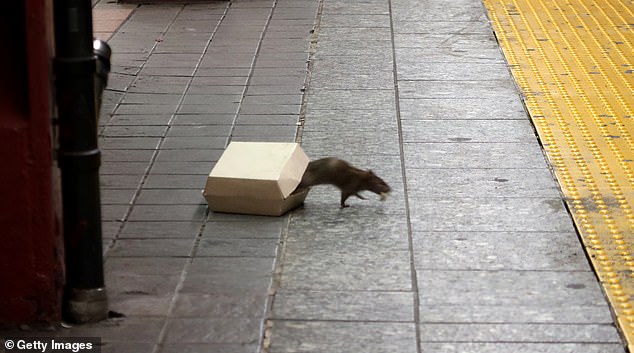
xmin=64 ymin=287 xmax=108 ymax=323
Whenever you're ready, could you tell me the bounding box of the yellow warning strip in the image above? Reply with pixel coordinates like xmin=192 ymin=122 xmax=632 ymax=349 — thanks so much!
xmin=483 ymin=0 xmax=634 ymax=349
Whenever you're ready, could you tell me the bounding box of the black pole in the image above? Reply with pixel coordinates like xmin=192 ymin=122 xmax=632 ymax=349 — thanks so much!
xmin=53 ymin=0 xmax=108 ymax=323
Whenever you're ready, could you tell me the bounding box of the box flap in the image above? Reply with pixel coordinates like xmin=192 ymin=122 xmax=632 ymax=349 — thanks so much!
xmin=277 ymin=143 xmax=311 ymax=197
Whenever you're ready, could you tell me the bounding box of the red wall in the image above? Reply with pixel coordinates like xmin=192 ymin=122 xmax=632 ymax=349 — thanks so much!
xmin=0 ymin=0 xmax=64 ymax=325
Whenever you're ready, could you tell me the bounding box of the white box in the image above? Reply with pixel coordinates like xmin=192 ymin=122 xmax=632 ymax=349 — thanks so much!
xmin=203 ymin=142 xmax=310 ymax=216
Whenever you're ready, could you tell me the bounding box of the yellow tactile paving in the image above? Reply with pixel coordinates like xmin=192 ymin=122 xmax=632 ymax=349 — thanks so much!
xmin=483 ymin=0 xmax=634 ymax=349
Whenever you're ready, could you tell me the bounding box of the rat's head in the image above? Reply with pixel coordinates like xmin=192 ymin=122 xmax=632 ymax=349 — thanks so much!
xmin=365 ymin=170 xmax=391 ymax=195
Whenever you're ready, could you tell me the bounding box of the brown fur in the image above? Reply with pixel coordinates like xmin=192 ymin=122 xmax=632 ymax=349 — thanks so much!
xmin=298 ymin=157 xmax=391 ymax=208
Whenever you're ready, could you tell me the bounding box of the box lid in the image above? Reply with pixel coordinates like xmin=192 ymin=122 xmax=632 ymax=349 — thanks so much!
xmin=205 ymin=141 xmax=309 ymax=199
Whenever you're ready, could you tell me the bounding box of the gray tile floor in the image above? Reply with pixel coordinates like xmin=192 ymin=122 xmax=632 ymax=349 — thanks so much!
xmin=3 ymin=0 xmax=625 ymax=352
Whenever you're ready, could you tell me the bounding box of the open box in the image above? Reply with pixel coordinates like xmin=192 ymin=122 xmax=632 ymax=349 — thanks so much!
xmin=203 ymin=142 xmax=310 ymax=216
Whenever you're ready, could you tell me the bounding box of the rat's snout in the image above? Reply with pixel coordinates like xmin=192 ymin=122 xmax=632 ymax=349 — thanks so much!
xmin=371 ymin=183 xmax=390 ymax=195
xmin=378 ymin=181 xmax=391 ymax=201
xmin=380 ymin=182 xmax=391 ymax=194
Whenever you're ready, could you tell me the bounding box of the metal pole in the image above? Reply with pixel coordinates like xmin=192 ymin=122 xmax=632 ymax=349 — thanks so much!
xmin=53 ymin=0 xmax=108 ymax=323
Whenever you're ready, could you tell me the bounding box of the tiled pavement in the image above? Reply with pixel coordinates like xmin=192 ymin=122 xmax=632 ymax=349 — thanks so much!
xmin=265 ymin=0 xmax=624 ymax=351
xmin=96 ymin=1 xmax=316 ymax=352
xmin=93 ymin=0 xmax=135 ymax=40
xmin=3 ymin=0 xmax=626 ymax=352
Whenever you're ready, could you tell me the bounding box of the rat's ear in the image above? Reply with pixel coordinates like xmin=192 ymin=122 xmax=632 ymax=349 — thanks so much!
xmin=368 ymin=169 xmax=375 ymax=175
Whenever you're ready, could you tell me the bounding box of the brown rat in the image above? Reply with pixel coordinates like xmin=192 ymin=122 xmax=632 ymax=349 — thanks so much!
xmin=298 ymin=157 xmax=391 ymax=208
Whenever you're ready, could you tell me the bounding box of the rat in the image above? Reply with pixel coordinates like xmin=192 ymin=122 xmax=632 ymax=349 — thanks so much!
xmin=298 ymin=157 xmax=391 ymax=208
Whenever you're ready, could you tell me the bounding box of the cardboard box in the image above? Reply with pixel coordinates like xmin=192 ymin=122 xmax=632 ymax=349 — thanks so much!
xmin=203 ymin=142 xmax=310 ymax=216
